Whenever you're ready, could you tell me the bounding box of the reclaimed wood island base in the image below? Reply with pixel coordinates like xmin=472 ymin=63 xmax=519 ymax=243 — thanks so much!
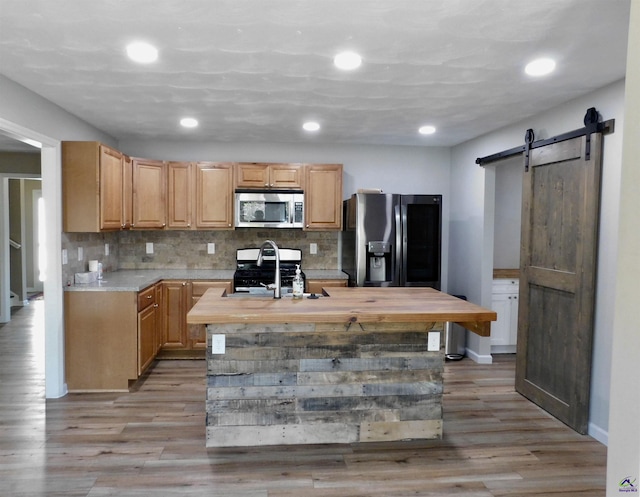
xmin=186 ymin=287 xmax=496 ymax=448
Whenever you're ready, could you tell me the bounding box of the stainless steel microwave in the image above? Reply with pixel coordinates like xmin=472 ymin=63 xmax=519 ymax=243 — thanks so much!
xmin=235 ymin=190 xmax=304 ymax=228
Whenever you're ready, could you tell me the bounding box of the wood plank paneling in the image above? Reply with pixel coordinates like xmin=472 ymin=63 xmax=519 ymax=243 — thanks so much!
xmin=206 ymin=322 xmax=444 ymax=447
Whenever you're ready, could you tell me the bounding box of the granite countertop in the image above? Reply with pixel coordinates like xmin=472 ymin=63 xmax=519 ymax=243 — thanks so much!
xmin=65 ymin=269 xmax=348 ymax=292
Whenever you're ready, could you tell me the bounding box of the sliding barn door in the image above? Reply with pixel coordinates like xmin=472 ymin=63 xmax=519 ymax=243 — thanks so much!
xmin=515 ymin=133 xmax=602 ymax=434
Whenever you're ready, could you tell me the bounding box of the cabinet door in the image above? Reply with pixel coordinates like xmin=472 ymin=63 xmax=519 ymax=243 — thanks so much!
xmin=304 ymin=164 xmax=343 ymax=230
xmin=138 ymin=303 xmax=157 ymax=375
xmin=490 ymin=293 xmax=513 ymax=347
xmin=167 ymin=161 xmax=193 ymax=229
xmin=508 ymin=294 xmax=519 ymax=345
xmin=194 ymin=162 xmax=233 ymax=229
xmin=189 ymin=281 xmax=232 ymax=349
xmin=154 ymin=283 xmax=163 ymax=353
xmin=162 ymin=281 xmax=189 ymax=349
xmin=99 ymin=145 xmax=124 ymax=230
xmin=122 ymin=155 xmax=133 ymax=229
xmin=133 ymin=158 xmax=166 ymax=229
xmin=235 ymin=163 xmax=269 ymax=188
xmin=269 ymin=164 xmax=302 ymax=189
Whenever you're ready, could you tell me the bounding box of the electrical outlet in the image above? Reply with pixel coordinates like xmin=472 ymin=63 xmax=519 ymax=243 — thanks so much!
xmin=77 ymin=246 xmax=83 ymax=261
xmin=212 ymin=334 xmax=225 ymax=354
xmin=310 ymin=243 xmax=318 ymax=255
xmin=207 ymin=243 xmax=216 ymax=255
xmin=146 ymin=242 xmax=154 ymax=254
xmin=427 ymin=331 xmax=440 ymax=351
xmin=104 ymin=243 xmax=109 ymax=256
xmin=62 ymin=249 xmax=68 ymax=265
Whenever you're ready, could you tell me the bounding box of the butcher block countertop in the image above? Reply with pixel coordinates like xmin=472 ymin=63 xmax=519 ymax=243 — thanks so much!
xmin=187 ymin=287 xmax=496 ymax=336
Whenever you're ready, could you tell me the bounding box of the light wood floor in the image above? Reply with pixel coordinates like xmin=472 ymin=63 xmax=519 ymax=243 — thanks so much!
xmin=0 ymin=301 xmax=607 ymax=496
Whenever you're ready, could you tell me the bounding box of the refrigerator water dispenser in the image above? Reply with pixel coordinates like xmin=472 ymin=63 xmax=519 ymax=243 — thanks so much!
xmin=366 ymin=241 xmax=392 ymax=283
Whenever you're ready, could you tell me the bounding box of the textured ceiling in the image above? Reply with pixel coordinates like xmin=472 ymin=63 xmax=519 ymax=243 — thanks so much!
xmin=0 ymin=0 xmax=631 ymax=150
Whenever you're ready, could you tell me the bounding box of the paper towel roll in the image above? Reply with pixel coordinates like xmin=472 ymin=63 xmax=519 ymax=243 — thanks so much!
xmin=88 ymin=260 xmax=99 ymax=272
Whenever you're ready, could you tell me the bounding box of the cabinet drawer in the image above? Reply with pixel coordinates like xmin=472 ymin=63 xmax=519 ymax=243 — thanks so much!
xmin=492 ymin=279 xmax=519 ymax=294
xmin=138 ymin=285 xmax=156 ymax=311
xmin=191 ymin=280 xmax=232 ymax=297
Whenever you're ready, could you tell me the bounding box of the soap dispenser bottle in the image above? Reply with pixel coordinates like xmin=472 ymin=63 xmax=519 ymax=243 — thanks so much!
xmin=292 ymin=264 xmax=304 ymax=299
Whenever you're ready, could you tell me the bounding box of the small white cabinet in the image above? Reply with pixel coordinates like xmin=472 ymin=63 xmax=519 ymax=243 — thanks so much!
xmin=491 ymin=278 xmax=519 ymax=353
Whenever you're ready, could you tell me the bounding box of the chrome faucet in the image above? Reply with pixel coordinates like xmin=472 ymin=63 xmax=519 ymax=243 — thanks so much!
xmin=257 ymin=239 xmax=281 ymax=299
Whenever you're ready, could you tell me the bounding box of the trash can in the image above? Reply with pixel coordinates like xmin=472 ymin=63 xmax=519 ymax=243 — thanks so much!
xmin=445 ymin=295 xmax=467 ymax=360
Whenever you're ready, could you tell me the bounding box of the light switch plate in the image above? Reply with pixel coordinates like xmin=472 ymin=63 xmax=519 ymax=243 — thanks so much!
xmin=62 ymin=249 xmax=68 ymax=265
xmin=104 ymin=243 xmax=110 ymax=256
xmin=207 ymin=243 xmax=216 ymax=255
xmin=146 ymin=242 xmax=154 ymax=254
xmin=310 ymin=243 xmax=318 ymax=255
xmin=427 ymin=331 xmax=440 ymax=351
xmin=77 ymin=246 xmax=83 ymax=261
xmin=212 ymin=334 xmax=225 ymax=354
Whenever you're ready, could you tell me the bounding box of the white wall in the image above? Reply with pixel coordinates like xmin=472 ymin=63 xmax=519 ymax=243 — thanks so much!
xmin=492 ymin=155 xmax=523 ymax=269
xmin=0 ymin=74 xmax=117 ymax=398
xmin=606 ymin=2 xmax=640 ymax=493
xmin=449 ymin=78 xmax=626 ymax=443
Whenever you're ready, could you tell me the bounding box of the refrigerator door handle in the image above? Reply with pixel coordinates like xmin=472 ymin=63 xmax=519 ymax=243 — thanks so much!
xmin=394 ymin=203 xmax=403 ymax=285
xmin=401 ymin=203 xmax=409 ymax=285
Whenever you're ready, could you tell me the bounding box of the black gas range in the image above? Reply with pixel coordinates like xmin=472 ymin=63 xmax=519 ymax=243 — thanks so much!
xmin=233 ymin=247 xmax=305 ymax=294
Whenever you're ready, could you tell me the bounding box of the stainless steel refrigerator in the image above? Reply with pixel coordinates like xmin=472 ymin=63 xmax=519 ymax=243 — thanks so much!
xmin=341 ymin=193 xmax=442 ymax=289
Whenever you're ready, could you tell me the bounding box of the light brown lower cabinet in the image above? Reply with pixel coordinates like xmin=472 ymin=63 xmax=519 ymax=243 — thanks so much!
xmin=137 ymin=283 xmax=162 ymax=376
xmin=65 ymin=283 xmax=161 ymax=391
xmin=305 ymin=278 xmax=347 ymax=294
xmin=158 ymin=280 xmax=233 ymax=358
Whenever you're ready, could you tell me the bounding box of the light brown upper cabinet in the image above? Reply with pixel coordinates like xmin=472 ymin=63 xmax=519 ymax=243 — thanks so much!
xmin=304 ymin=164 xmax=343 ymax=231
xmin=122 ymin=155 xmax=133 ymax=229
xmin=166 ymin=161 xmax=193 ymax=229
xmin=167 ymin=161 xmax=233 ymax=230
xmin=62 ymin=141 xmax=126 ymax=232
xmin=132 ymin=158 xmax=166 ymax=229
xmin=194 ymin=162 xmax=234 ymax=229
xmin=235 ymin=162 xmax=303 ymax=190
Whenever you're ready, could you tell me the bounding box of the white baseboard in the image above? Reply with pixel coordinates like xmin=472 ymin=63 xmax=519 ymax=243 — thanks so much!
xmin=588 ymin=422 xmax=608 ymax=446
xmin=9 ymin=291 xmax=25 ymax=307
xmin=491 ymin=345 xmax=517 ymax=354
xmin=465 ymin=348 xmax=493 ymax=364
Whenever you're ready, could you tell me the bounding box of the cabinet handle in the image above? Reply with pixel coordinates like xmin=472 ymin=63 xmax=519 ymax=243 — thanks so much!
xmin=154 ymin=303 xmax=159 ymax=308
xmin=147 ymin=295 xmax=152 ymax=299
xmin=162 ymin=223 xmax=166 ymax=227
xmin=182 ymin=282 xmax=187 ymax=286
xmin=264 ymin=183 xmax=269 ymax=187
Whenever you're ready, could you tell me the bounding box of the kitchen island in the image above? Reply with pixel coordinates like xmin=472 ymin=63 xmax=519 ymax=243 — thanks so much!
xmin=187 ymin=287 xmax=496 ymax=447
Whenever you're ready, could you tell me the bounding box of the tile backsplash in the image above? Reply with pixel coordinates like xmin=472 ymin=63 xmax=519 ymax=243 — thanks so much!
xmin=63 ymin=229 xmax=339 ymax=284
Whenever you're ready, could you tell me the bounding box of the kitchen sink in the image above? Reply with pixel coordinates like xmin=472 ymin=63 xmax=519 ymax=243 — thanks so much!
xmin=222 ymin=291 xmax=327 ymax=299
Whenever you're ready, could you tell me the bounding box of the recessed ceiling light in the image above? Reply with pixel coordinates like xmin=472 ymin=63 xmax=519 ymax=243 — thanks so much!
xmin=334 ymin=51 xmax=362 ymax=70
xmin=418 ymin=125 xmax=436 ymax=135
xmin=303 ymin=121 xmax=320 ymax=132
xmin=126 ymin=42 xmax=158 ymax=64
xmin=525 ymin=58 xmax=556 ymax=77
xmin=180 ymin=117 xmax=198 ymax=128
